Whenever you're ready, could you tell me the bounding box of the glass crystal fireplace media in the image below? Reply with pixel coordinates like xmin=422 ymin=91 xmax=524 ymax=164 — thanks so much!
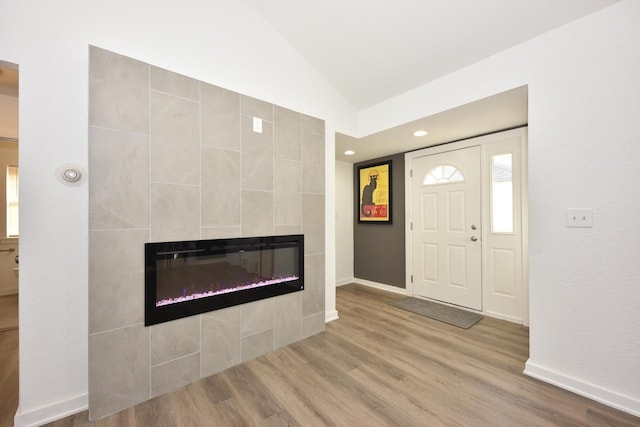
xmin=145 ymin=235 xmax=304 ymax=326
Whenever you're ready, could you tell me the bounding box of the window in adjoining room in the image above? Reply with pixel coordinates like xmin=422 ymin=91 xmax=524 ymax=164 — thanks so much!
xmin=6 ymin=165 xmax=18 ymax=237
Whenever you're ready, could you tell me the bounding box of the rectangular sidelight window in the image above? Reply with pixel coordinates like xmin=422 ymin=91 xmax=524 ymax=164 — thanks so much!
xmin=491 ymin=153 xmax=513 ymax=233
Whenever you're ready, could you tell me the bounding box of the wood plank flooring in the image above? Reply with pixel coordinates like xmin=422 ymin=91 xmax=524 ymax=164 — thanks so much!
xmin=40 ymin=284 xmax=640 ymax=426
xmin=0 ymin=328 xmax=18 ymax=427
xmin=0 ymin=294 xmax=18 ymax=331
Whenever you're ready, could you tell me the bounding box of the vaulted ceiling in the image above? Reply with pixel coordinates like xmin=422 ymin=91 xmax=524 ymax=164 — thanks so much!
xmin=1 ymin=2 xmax=624 ymax=161
xmin=246 ymin=0 xmax=619 ymax=109
xmin=245 ymin=0 xmax=621 ymax=162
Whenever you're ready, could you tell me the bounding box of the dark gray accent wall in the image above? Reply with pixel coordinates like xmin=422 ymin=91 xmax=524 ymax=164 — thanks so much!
xmin=354 ymin=153 xmax=405 ymax=288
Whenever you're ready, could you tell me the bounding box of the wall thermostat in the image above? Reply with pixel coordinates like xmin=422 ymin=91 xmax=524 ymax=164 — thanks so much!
xmin=56 ymin=164 xmax=86 ymax=185
xmin=63 ymin=167 xmax=81 ymax=182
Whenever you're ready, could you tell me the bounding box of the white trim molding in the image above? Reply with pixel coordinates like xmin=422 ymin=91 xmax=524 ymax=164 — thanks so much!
xmin=13 ymin=393 xmax=88 ymax=427
xmin=325 ymin=309 xmax=339 ymax=323
xmin=352 ymin=278 xmax=409 ymax=296
xmin=335 ymin=277 xmax=354 ymax=287
xmin=524 ymin=359 xmax=640 ymax=417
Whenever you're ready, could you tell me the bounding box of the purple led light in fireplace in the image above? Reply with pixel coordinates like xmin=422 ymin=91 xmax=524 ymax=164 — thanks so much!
xmin=156 ymin=275 xmax=299 ymax=307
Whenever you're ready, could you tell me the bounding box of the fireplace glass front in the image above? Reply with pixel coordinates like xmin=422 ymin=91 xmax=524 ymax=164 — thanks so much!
xmin=145 ymin=235 xmax=304 ymax=326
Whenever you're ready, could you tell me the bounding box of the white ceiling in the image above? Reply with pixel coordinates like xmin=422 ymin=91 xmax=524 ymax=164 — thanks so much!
xmin=246 ymin=0 xmax=620 ymax=162
xmin=336 ymin=85 xmax=528 ymax=163
xmin=246 ymin=0 xmax=618 ymax=109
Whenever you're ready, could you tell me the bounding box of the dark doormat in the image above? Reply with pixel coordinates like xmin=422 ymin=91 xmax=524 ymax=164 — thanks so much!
xmin=390 ymin=297 xmax=483 ymax=329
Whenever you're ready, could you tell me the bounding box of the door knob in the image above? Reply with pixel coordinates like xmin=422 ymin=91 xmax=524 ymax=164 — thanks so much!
xmin=471 ymin=224 xmax=477 ymax=230
xmin=470 ymin=236 xmax=478 ymax=242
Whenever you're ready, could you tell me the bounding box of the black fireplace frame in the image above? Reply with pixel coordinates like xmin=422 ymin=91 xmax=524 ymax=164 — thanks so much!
xmin=145 ymin=234 xmax=304 ymax=326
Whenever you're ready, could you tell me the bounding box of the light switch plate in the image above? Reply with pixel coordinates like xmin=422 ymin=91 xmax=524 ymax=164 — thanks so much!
xmin=253 ymin=117 xmax=263 ymax=133
xmin=566 ymin=208 xmax=593 ymax=227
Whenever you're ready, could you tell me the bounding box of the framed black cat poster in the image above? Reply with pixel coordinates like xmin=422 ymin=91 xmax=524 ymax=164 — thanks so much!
xmin=357 ymin=160 xmax=391 ymax=223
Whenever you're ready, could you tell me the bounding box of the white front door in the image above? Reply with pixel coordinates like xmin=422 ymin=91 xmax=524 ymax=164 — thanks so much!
xmin=411 ymin=146 xmax=482 ymax=310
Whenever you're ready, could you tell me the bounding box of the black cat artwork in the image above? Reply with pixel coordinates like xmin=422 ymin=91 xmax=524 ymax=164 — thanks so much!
xmin=361 ymin=171 xmax=378 ymax=216
xmin=358 ymin=161 xmax=391 ymax=223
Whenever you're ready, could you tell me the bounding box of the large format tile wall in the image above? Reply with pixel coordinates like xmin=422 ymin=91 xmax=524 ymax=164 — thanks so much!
xmin=88 ymin=47 xmax=325 ymax=420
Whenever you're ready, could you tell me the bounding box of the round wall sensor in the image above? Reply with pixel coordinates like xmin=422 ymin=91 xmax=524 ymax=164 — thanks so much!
xmin=63 ymin=168 xmax=81 ymax=182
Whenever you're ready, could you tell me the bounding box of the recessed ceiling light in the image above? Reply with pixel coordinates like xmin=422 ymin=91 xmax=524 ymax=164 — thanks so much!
xmin=344 ymin=150 xmax=355 ymax=155
xmin=413 ymin=130 xmax=428 ymax=137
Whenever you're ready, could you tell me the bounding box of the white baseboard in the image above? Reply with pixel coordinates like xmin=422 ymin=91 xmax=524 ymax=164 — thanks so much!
xmin=335 ymin=277 xmax=354 ymax=287
xmin=352 ymin=278 xmax=409 ymax=295
xmin=325 ymin=309 xmax=339 ymax=323
xmin=13 ymin=393 xmax=88 ymax=427
xmin=524 ymin=359 xmax=640 ymax=417
xmin=483 ymin=310 xmax=522 ymax=325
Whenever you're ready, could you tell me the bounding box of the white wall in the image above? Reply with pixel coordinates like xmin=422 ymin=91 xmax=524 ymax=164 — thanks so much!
xmin=0 ymin=1 xmax=357 ymax=425
xmin=335 ymin=160 xmax=354 ymax=285
xmin=359 ymin=0 xmax=640 ymax=416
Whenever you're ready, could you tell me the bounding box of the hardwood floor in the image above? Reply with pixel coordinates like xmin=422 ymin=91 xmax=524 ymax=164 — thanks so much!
xmin=45 ymin=284 xmax=640 ymax=426
xmin=0 ymin=328 xmax=18 ymax=427
xmin=0 ymin=294 xmax=18 ymax=331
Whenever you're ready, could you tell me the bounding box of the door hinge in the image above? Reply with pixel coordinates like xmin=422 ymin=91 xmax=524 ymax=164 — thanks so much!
xmin=410 ymin=169 xmax=413 ymax=178
xmin=410 ymin=222 xmax=413 ymax=231
xmin=411 ymin=275 xmax=414 ymax=283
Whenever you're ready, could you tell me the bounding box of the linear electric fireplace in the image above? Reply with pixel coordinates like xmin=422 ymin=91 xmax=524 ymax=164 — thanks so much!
xmin=145 ymin=235 xmax=304 ymax=326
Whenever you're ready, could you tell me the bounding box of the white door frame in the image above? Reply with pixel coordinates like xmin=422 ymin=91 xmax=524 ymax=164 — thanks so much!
xmin=404 ymin=127 xmax=529 ymax=325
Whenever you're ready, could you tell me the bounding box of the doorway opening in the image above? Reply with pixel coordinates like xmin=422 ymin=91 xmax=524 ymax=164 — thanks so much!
xmin=405 ymin=127 xmax=528 ymax=325
xmin=0 ymin=58 xmax=19 ymax=427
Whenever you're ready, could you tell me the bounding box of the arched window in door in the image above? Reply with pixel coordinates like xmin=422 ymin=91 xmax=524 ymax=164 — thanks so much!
xmin=422 ymin=164 xmax=465 ymax=185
